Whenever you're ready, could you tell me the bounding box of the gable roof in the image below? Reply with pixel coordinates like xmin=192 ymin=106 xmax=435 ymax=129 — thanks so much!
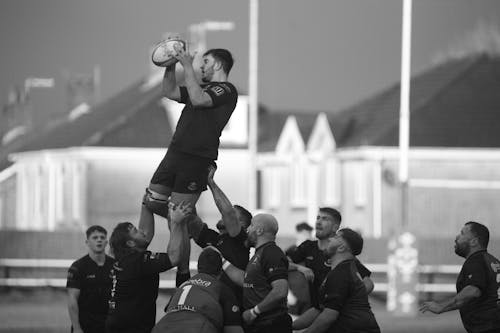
xmin=329 ymin=54 xmax=500 ymax=148
xmin=0 ymin=79 xmax=172 ymax=170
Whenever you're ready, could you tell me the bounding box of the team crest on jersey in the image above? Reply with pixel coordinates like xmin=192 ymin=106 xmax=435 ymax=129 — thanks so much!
xmin=232 ymin=305 xmax=239 ymax=312
xmin=491 ymin=262 xmax=500 ymax=272
xmin=187 ymin=182 xmax=198 ymax=191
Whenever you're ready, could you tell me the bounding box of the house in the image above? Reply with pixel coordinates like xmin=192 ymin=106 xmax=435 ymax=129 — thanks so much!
xmin=257 ymin=54 xmax=500 ymax=237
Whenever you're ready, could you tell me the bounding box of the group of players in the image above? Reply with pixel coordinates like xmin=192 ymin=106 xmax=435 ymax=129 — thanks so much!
xmin=66 ymin=41 xmax=500 ymax=333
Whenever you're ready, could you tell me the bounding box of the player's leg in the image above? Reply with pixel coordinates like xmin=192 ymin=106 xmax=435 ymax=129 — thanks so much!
xmin=169 ymin=154 xmax=212 ymax=286
xmin=145 ymin=150 xmax=176 ymax=218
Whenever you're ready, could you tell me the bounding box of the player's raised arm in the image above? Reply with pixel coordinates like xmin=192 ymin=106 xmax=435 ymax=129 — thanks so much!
xmin=166 ymin=202 xmax=191 ymax=267
xmin=174 ymin=45 xmax=212 ymax=107
xmin=207 ymin=164 xmax=241 ymax=237
xmin=162 ymin=63 xmax=181 ymax=102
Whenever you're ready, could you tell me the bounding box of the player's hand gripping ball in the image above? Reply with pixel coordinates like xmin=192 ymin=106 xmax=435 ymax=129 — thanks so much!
xmin=151 ymin=37 xmax=187 ymax=67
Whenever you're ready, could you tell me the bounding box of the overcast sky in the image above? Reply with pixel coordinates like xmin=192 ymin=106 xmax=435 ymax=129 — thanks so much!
xmin=1 ymin=0 xmax=500 ymax=126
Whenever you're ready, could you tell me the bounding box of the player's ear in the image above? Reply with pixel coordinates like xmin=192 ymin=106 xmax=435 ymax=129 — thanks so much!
xmin=214 ymin=60 xmax=222 ymax=71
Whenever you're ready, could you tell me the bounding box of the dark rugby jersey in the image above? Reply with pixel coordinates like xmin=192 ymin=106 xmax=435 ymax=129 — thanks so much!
xmin=66 ymin=255 xmax=115 ymax=331
xmin=319 ymin=259 xmax=380 ymax=333
xmin=196 ymin=225 xmax=249 ymax=306
xmin=164 ymin=273 xmax=241 ymax=331
xmin=106 ymin=250 xmax=173 ymax=333
xmin=288 ymin=240 xmax=371 ymax=297
xmin=170 ymin=82 xmax=238 ymax=159
xmin=243 ymin=241 xmax=289 ymax=323
xmin=457 ymin=250 xmax=500 ymax=333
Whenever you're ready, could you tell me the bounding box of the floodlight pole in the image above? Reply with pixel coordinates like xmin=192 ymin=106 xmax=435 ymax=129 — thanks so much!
xmin=248 ymin=0 xmax=259 ymax=211
xmin=399 ymin=0 xmax=412 ymax=230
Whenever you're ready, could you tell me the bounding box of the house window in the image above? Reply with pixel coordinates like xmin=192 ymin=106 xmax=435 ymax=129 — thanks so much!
xmin=354 ymin=162 xmax=367 ymax=208
xmin=290 ymin=159 xmax=307 ymax=207
xmin=323 ymin=158 xmax=341 ymax=207
xmin=262 ymin=166 xmax=281 ymax=209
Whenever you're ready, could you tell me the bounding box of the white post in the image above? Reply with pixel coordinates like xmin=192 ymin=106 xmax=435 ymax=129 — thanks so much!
xmin=399 ymin=0 xmax=412 ymax=187
xmin=248 ymin=0 xmax=259 ymax=211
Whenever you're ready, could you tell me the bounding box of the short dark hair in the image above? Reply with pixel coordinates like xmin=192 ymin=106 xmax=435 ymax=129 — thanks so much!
xmin=465 ymin=221 xmax=490 ymax=248
xmin=234 ymin=205 xmax=252 ymax=228
xmin=319 ymin=207 xmax=342 ymax=225
xmin=86 ymin=225 xmax=107 ymax=238
xmin=339 ymin=228 xmax=363 ymax=256
xmin=204 ymin=48 xmax=234 ymax=74
xmin=296 ymin=222 xmax=313 ymax=232
xmin=198 ymin=248 xmax=222 ymax=276
xmin=109 ymin=222 xmax=134 ymax=261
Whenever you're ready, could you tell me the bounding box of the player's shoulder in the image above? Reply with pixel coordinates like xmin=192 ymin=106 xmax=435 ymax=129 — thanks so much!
xmin=298 ymin=239 xmax=318 ymax=251
xmin=261 ymin=242 xmax=286 ymax=258
xmin=71 ymin=254 xmax=90 ymax=268
xmin=207 ymin=81 xmax=237 ymax=95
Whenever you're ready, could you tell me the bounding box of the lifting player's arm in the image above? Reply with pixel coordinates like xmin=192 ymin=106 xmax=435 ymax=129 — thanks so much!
xmin=207 ymin=164 xmax=241 ymax=237
xmin=288 ymin=261 xmax=315 ymax=282
xmin=419 ymin=285 xmax=482 ymax=314
xmin=292 ymin=307 xmax=320 ymax=330
xmin=242 ymin=279 xmax=289 ymax=325
xmin=302 ymin=308 xmax=339 ymax=333
xmin=166 ymin=202 xmax=191 ymax=267
xmin=138 ymin=201 xmax=155 ymax=245
xmin=174 ymin=45 xmax=213 ymax=107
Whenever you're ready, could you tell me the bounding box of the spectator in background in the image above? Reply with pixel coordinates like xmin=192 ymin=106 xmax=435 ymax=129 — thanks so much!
xmin=292 ymin=228 xmax=380 ymax=333
xmin=420 ymin=221 xmax=500 ymax=333
xmin=67 ymin=225 xmax=115 ymax=333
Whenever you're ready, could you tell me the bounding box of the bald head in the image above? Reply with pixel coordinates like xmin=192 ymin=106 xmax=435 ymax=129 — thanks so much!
xmin=253 ymin=213 xmax=279 ymax=236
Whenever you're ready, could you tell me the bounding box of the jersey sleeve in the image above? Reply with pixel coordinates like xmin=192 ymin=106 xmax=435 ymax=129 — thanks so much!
xmin=204 ymin=83 xmax=237 ymax=107
xmin=355 ymin=259 xmax=372 ymax=278
xmin=195 ymin=224 xmax=220 ymax=248
xmin=66 ymin=262 xmax=82 ymax=289
xmin=220 ymin=284 xmax=242 ymax=326
xmin=461 ymin=258 xmax=488 ymax=292
xmin=139 ymin=251 xmax=173 ymax=275
xmin=322 ymin=267 xmax=350 ymax=311
xmin=262 ymin=246 xmax=289 ymax=283
xmin=287 ymin=240 xmax=309 ymax=263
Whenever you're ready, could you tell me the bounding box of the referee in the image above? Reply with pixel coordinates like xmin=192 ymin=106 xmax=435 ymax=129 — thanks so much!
xmin=420 ymin=221 xmax=500 ymax=333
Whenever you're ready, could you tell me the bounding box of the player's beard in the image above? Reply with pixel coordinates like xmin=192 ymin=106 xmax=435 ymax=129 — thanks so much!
xmin=454 ymin=241 xmax=469 ymax=258
xmin=325 ymin=243 xmax=339 ymax=258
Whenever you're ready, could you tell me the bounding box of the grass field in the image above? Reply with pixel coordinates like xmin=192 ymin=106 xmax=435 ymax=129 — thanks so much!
xmin=0 ymin=289 xmax=466 ymax=333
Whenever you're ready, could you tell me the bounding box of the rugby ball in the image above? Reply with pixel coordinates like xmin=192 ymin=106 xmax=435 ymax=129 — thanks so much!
xmin=151 ymin=39 xmax=186 ymax=67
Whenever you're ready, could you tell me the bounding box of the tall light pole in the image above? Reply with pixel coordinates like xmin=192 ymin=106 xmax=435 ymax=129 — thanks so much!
xmin=399 ymin=0 xmax=412 ymax=230
xmin=248 ymin=0 xmax=259 ymax=211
